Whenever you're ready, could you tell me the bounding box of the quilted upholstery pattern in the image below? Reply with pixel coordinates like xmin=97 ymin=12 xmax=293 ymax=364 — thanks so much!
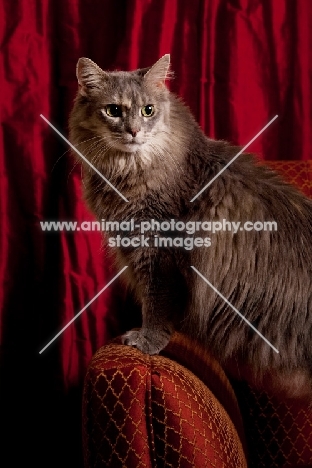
xmin=266 ymin=160 xmax=312 ymax=197
xmin=83 ymin=335 xmax=247 ymax=467
xmin=236 ymin=384 xmax=312 ymax=468
xmin=83 ymin=346 xmax=153 ymax=467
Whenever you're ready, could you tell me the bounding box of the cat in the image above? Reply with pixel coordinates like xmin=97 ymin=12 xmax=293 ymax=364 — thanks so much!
xmin=69 ymin=55 xmax=312 ymax=399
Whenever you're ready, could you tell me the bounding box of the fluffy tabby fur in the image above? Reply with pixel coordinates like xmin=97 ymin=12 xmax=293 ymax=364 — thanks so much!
xmin=69 ymin=55 xmax=312 ymax=399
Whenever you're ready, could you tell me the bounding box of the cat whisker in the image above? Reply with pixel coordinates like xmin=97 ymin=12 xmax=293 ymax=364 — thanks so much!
xmin=81 ymin=165 xmax=86 ymax=189
xmin=149 ymin=142 xmax=184 ymax=182
xmin=81 ymin=138 xmax=108 ymax=158
xmin=52 ymin=136 xmax=101 ymax=174
xmin=67 ymin=160 xmax=81 ymax=183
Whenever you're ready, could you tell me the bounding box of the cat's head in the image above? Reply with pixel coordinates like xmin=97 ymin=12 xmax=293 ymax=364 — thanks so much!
xmin=72 ymin=55 xmax=172 ymax=155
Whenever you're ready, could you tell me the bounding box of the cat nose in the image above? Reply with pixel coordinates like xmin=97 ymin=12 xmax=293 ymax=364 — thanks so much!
xmin=127 ymin=128 xmax=140 ymax=138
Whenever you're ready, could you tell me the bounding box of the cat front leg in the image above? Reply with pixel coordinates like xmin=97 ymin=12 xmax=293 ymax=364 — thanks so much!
xmin=122 ymin=319 xmax=174 ymax=355
xmin=121 ymin=252 xmax=185 ymax=354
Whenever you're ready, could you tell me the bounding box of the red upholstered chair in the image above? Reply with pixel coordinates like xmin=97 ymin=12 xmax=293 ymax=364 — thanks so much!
xmin=82 ymin=333 xmax=248 ymax=467
xmin=82 ymin=161 xmax=312 ymax=468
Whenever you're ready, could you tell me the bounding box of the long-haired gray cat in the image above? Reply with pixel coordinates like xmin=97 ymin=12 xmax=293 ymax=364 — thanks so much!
xmin=69 ymin=55 xmax=312 ymax=399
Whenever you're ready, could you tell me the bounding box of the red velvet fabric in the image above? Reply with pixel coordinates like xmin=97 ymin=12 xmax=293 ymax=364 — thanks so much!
xmin=1 ymin=2 xmax=312 ymax=467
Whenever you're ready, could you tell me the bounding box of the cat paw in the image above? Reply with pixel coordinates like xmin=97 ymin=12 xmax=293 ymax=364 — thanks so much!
xmin=121 ymin=329 xmax=171 ymax=355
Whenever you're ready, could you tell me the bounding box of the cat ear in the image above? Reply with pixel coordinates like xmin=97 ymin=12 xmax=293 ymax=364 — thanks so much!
xmin=76 ymin=58 xmax=106 ymax=96
xmin=144 ymin=54 xmax=171 ymax=87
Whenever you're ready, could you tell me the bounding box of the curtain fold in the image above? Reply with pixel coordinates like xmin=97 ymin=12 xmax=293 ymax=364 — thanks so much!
xmin=1 ymin=1 xmax=311 ymax=466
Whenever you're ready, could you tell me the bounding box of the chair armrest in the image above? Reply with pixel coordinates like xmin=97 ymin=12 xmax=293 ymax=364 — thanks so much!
xmin=82 ymin=332 xmax=247 ymax=467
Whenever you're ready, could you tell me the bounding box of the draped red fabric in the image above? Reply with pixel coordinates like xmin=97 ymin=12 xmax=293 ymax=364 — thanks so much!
xmin=1 ymin=1 xmax=311 ymax=466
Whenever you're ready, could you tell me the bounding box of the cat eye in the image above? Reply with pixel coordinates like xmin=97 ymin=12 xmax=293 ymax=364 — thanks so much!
xmin=141 ymin=105 xmax=155 ymax=117
xmin=105 ymin=104 xmax=122 ymax=118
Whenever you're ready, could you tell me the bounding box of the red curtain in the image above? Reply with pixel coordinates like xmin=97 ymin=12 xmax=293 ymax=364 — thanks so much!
xmin=1 ymin=1 xmax=312 ymax=466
